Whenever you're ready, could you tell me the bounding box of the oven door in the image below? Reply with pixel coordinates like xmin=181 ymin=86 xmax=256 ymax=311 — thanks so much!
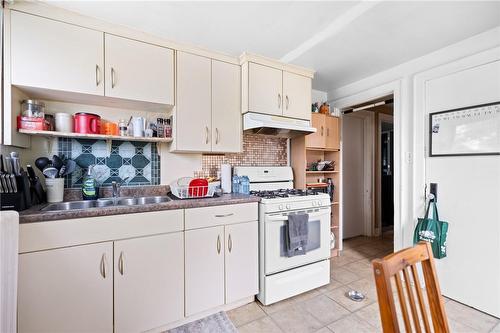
xmin=264 ymin=206 xmax=331 ymax=275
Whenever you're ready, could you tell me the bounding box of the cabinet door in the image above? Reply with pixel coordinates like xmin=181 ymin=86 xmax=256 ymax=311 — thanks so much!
xmin=185 ymin=226 xmax=225 ymax=316
xmin=283 ymin=71 xmax=312 ymax=120
xmin=114 ymin=233 xmax=184 ymax=332
xmin=212 ymin=60 xmax=242 ymax=153
xmin=248 ymin=63 xmax=283 ymax=116
xmin=306 ymin=113 xmax=326 ymax=148
xmin=225 ymin=222 xmax=259 ymax=304
xmin=176 ymin=52 xmax=212 ymax=152
xmin=11 ymin=11 xmax=104 ymax=96
xmin=18 ymin=243 xmax=113 ymax=333
xmin=325 ymin=116 xmax=340 ymax=150
xmin=105 ymin=34 xmax=174 ymax=104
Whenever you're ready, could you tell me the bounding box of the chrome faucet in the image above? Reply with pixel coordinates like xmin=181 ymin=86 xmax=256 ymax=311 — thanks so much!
xmin=111 ymin=177 xmax=129 ymax=198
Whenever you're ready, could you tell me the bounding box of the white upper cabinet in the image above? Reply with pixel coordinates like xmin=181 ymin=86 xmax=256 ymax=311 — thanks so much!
xmin=11 ymin=11 xmax=105 ymax=96
xmin=104 ymin=34 xmax=174 ymax=104
xmin=176 ymin=51 xmax=212 ymax=152
xmin=212 ymin=60 xmax=242 ymax=153
xmin=114 ymin=233 xmax=184 ymax=332
xmin=283 ymin=71 xmax=312 ymax=121
xmin=248 ymin=63 xmax=283 ymax=116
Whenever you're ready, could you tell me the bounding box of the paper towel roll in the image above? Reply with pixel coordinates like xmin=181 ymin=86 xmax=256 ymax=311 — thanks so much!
xmin=221 ymin=164 xmax=232 ymax=193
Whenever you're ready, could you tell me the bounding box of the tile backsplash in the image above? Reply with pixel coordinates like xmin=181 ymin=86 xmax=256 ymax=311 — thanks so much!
xmin=201 ymin=134 xmax=288 ymax=177
xmin=58 ymin=138 xmax=160 ymax=188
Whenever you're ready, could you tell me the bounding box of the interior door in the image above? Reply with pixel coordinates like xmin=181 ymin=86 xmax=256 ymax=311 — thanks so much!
xmin=306 ymin=113 xmax=326 ymax=148
xmin=424 ymin=60 xmax=500 ymax=317
xmin=105 ymin=34 xmax=174 ymax=104
xmin=325 ymin=116 xmax=340 ymax=150
xmin=248 ymin=63 xmax=283 ymax=116
xmin=283 ymin=71 xmax=311 ymax=120
xmin=225 ymin=222 xmax=259 ymax=303
xmin=176 ymin=51 xmax=212 ymax=152
xmin=114 ymin=233 xmax=184 ymax=332
xmin=212 ymin=60 xmax=242 ymax=153
xmin=11 ymin=11 xmax=104 ymax=96
xmin=185 ymin=226 xmax=225 ymax=316
xmin=18 ymin=243 xmax=113 ymax=333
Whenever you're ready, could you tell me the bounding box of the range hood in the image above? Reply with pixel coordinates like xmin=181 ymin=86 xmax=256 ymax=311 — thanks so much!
xmin=243 ymin=112 xmax=316 ymax=138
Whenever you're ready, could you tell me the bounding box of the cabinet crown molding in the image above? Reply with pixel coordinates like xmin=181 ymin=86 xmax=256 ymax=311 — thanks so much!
xmin=239 ymin=52 xmax=315 ymax=78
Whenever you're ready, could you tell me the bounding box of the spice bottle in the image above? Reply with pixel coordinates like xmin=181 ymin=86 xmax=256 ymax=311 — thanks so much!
xmin=164 ymin=118 xmax=172 ymax=138
xmin=157 ymin=118 xmax=164 ymax=138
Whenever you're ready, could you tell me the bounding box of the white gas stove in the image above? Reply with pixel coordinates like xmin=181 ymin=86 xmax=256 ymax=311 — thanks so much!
xmin=234 ymin=167 xmax=331 ymax=305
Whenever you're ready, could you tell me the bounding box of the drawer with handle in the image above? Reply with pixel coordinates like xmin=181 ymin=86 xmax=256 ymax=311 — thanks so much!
xmin=185 ymin=202 xmax=258 ymax=230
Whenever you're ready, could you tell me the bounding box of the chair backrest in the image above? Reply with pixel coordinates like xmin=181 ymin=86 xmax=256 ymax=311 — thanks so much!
xmin=372 ymin=241 xmax=450 ymax=333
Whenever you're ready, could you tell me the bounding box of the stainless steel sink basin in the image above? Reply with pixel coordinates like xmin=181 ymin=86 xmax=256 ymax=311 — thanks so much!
xmin=42 ymin=196 xmax=171 ymax=211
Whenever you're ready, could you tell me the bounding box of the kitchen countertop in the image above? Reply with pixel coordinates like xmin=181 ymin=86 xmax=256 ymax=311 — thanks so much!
xmin=19 ymin=193 xmax=261 ymax=224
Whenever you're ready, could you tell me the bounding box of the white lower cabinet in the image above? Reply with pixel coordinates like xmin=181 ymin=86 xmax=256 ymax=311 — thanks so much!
xmin=18 ymin=242 xmax=114 ymax=333
xmin=114 ymin=233 xmax=184 ymax=332
xmin=185 ymin=226 xmax=225 ymax=316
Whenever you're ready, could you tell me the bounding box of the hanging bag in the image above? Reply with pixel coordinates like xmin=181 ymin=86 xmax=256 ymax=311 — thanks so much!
xmin=413 ymin=200 xmax=449 ymax=259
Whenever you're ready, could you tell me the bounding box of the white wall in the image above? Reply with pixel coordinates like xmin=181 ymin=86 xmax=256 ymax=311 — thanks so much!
xmin=329 ymin=26 xmax=500 ymax=251
xmin=311 ymin=89 xmax=327 ymax=104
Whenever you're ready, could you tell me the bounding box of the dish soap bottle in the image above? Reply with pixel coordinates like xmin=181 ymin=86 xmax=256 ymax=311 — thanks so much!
xmin=82 ymin=164 xmax=98 ymax=200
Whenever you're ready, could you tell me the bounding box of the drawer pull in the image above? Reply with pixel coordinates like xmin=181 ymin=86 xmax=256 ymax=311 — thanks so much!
xmin=215 ymin=213 xmax=234 ymax=218
xmin=217 ymin=235 xmax=221 ymax=254
xmin=228 ymin=234 xmax=232 ymax=253
xmin=100 ymin=253 xmax=107 ymax=279
xmin=111 ymin=67 xmax=116 ymax=88
xmin=118 ymin=251 xmax=125 ymax=275
xmin=95 ymin=64 xmax=101 ymax=86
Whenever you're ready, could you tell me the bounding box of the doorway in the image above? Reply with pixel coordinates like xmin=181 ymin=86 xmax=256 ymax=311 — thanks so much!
xmin=341 ymin=95 xmax=394 ymax=243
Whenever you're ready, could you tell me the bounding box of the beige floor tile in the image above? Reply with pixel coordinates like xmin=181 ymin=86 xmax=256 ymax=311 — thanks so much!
xmin=270 ymin=304 xmax=324 ymax=333
xmin=237 ymin=316 xmax=283 ymax=333
xmin=342 ymin=236 xmax=373 ymax=248
xmin=316 ymin=278 xmax=344 ymax=294
xmin=325 ymin=286 xmax=376 ymax=312
xmin=330 ymin=267 xmax=362 ymax=285
xmin=355 ymin=302 xmax=382 ymax=330
xmin=330 ymin=254 xmax=358 ymax=267
xmin=257 ymin=297 xmax=296 ymax=315
xmin=226 ymin=302 xmax=266 ymax=327
xmin=290 ymin=288 xmax=323 ymax=304
xmin=448 ymin=320 xmax=480 ymax=332
xmin=298 ymin=294 xmax=350 ymax=325
xmin=314 ymin=327 xmax=333 ymax=333
xmin=343 ymin=261 xmax=374 ymax=278
xmin=346 ymin=277 xmax=378 ymax=300
xmin=340 ymin=249 xmax=367 ymax=260
xmin=327 ymin=313 xmax=378 ymax=333
xmin=445 ymin=300 xmax=499 ymax=332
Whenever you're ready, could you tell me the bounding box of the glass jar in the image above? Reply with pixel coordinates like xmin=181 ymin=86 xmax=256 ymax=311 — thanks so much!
xmin=118 ymin=119 xmax=128 ymax=136
xmin=21 ymin=100 xmax=45 ymax=118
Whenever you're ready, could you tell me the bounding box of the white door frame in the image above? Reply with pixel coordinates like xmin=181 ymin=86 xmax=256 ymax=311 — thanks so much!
xmin=376 ymin=113 xmax=394 ymax=236
xmin=332 ymin=79 xmax=403 ymax=250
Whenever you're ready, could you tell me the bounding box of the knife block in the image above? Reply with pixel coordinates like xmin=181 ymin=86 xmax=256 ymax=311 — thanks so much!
xmin=0 ymin=173 xmax=32 ymax=211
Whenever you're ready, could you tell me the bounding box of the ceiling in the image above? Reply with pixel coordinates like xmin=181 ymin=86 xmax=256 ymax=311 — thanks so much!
xmin=46 ymin=1 xmax=500 ymax=92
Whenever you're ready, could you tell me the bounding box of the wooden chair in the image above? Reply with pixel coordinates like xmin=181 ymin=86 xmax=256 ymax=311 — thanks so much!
xmin=372 ymin=241 xmax=450 ymax=333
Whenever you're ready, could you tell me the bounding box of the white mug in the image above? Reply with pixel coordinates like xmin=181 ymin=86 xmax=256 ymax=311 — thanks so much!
xmin=132 ymin=117 xmax=145 ymax=137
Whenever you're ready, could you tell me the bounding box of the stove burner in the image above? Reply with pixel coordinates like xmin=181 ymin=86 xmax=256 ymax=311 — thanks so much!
xmin=250 ymin=188 xmax=320 ymax=199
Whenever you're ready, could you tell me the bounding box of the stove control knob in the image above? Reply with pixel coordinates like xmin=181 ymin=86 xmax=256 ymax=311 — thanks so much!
xmin=317 ymin=200 xmax=322 ymax=206
xmin=286 ymin=204 xmax=291 ymax=209
xmin=279 ymin=204 xmax=284 ymax=210
xmin=312 ymin=201 xmax=316 ymax=206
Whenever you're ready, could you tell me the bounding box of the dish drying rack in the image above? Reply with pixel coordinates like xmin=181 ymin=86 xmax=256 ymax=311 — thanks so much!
xmin=170 ymin=179 xmax=220 ymax=199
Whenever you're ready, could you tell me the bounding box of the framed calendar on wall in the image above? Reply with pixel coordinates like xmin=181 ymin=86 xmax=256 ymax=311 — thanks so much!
xmin=429 ymin=101 xmax=500 ymax=157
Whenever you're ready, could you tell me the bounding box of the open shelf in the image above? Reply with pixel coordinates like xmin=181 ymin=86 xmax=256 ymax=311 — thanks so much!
xmin=306 ymin=147 xmax=340 ymax=152
xmin=18 ymin=129 xmax=173 ymax=143
xmin=305 ymin=170 xmax=339 ymax=174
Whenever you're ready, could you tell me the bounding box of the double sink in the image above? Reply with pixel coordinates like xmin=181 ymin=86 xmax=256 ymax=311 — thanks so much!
xmin=42 ymin=196 xmax=171 ymax=212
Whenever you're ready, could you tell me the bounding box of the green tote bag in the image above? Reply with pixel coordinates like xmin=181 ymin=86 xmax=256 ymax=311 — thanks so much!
xmin=413 ymin=200 xmax=449 ymax=259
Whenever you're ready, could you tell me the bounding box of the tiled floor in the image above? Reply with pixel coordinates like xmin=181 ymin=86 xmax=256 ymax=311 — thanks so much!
xmin=227 ymin=236 xmax=500 ymax=333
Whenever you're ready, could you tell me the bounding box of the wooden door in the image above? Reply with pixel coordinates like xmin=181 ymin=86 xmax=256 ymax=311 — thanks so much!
xmin=105 ymin=34 xmax=174 ymax=104
xmin=18 ymin=243 xmax=113 ymax=333
xmin=225 ymin=222 xmax=259 ymax=304
xmin=212 ymin=60 xmax=242 ymax=153
xmin=306 ymin=113 xmax=326 ymax=148
xmin=114 ymin=233 xmax=184 ymax=332
xmin=185 ymin=226 xmax=225 ymax=316
xmin=282 ymin=71 xmax=311 ymax=120
xmin=248 ymin=63 xmax=283 ymax=116
xmin=11 ymin=11 xmax=104 ymax=96
xmin=325 ymin=116 xmax=340 ymax=149
xmin=176 ymin=51 xmax=212 ymax=152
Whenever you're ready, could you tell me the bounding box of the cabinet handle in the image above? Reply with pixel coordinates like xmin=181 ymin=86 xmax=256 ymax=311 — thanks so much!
xmin=278 ymin=93 xmax=281 ymax=109
xmin=118 ymin=251 xmax=124 ymax=275
xmin=205 ymin=126 xmax=209 ymax=144
xmin=100 ymin=253 xmax=107 ymax=279
xmin=321 ymin=126 xmax=324 ymax=136
xmin=217 ymin=235 xmax=221 ymax=254
xmin=95 ymin=64 xmax=101 ymax=86
xmin=327 ymin=128 xmax=330 ymax=137
xmin=285 ymin=95 xmax=289 ymax=110
xmin=111 ymin=67 xmax=116 ymax=88
xmin=215 ymin=213 xmax=234 ymax=218
xmin=228 ymin=234 xmax=232 ymax=253
xmin=215 ymin=128 xmax=220 ymax=144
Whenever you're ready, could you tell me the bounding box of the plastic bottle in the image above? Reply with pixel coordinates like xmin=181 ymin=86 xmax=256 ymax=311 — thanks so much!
xmin=157 ymin=118 xmax=164 ymax=138
xmin=164 ymin=118 xmax=172 ymax=138
xmin=239 ymin=175 xmax=250 ymax=195
xmin=82 ymin=165 xmax=98 ymax=200
xmin=232 ymin=175 xmax=240 ymax=194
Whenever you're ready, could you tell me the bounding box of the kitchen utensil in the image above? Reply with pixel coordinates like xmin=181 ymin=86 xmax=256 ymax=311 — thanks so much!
xmin=43 ymin=166 xmax=59 ymax=179
xmin=52 ymin=155 xmax=64 ymax=171
xmin=35 ymin=157 xmax=50 ymax=172
xmin=58 ymin=165 xmax=66 ymax=177
xmin=188 ymin=178 xmax=209 ymax=197
xmin=27 ymin=165 xmax=36 ymax=180
xmin=9 ymin=152 xmax=22 ymax=176
xmin=9 ymin=174 xmax=17 ymax=192
xmin=63 ymin=159 xmax=77 ymax=176
xmin=131 ymin=117 xmax=146 ymax=137
xmin=21 ymin=99 xmax=45 ymax=118
xmin=74 ymin=112 xmax=101 ymax=134
xmin=45 ymin=178 xmax=64 ymax=203
xmin=55 ymin=112 xmax=73 ymax=132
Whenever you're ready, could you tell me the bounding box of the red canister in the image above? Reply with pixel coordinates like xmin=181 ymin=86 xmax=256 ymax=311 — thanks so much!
xmin=74 ymin=113 xmax=101 ymax=134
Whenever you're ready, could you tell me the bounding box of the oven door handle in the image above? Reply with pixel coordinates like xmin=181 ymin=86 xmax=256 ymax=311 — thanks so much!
xmin=267 ymin=208 xmax=330 ymax=221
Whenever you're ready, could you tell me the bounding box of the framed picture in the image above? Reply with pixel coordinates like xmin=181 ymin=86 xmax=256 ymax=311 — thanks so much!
xmin=429 ymin=101 xmax=500 ymax=157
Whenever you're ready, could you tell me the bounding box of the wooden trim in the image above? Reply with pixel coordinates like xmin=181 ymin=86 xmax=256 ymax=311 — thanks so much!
xmin=19 ymin=129 xmax=173 ymax=143
xmin=239 ymin=52 xmax=315 ymax=78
